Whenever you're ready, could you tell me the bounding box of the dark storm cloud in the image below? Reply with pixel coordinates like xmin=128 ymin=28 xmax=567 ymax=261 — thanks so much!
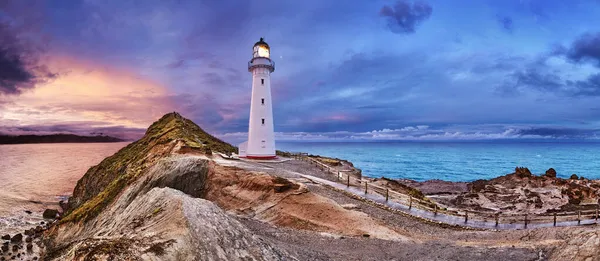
xmin=0 ymin=22 xmax=56 ymax=95
xmin=564 ymin=32 xmax=600 ymax=67
xmin=497 ymin=16 xmax=514 ymax=33
xmin=380 ymin=0 xmax=432 ymax=34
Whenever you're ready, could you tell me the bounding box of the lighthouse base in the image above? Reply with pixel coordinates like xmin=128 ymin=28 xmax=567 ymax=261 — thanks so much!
xmin=244 ymin=155 xmax=277 ymax=159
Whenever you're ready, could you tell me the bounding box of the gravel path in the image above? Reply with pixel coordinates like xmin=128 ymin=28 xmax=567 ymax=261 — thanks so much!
xmin=233 ymin=158 xmax=552 ymax=260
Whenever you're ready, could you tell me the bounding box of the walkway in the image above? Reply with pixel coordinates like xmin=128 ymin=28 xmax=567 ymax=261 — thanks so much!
xmin=255 ymin=159 xmax=599 ymax=230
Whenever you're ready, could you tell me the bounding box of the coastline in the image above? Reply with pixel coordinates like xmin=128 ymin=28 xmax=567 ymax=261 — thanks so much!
xmin=4 ymin=114 xmax=600 ymax=260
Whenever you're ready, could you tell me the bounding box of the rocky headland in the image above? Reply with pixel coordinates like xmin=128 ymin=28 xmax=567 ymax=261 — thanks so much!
xmin=5 ymin=112 xmax=597 ymax=260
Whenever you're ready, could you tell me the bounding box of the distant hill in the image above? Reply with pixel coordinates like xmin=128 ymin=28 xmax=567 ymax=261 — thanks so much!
xmin=0 ymin=134 xmax=124 ymax=144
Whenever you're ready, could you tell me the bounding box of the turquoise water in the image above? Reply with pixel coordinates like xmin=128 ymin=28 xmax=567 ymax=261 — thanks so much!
xmin=276 ymin=141 xmax=600 ymax=182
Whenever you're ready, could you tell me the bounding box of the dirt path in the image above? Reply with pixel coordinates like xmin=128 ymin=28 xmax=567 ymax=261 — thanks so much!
xmin=217 ymin=157 xmax=573 ymax=260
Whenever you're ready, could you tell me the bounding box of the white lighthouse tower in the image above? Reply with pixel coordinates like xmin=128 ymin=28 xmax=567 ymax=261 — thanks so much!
xmin=238 ymin=38 xmax=276 ymax=159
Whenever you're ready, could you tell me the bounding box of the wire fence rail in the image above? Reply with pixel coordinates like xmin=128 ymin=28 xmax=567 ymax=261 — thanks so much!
xmin=292 ymin=154 xmax=600 ymax=229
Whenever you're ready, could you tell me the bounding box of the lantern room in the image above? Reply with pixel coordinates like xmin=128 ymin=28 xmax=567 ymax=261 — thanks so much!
xmin=253 ymin=37 xmax=270 ymax=58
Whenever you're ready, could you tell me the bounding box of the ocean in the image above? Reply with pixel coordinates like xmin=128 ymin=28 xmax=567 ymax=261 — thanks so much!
xmin=0 ymin=142 xmax=128 ymax=235
xmin=277 ymin=141 xmax=600 ymax=182
xmin=2 ymin=141 xmax=600 ymax=235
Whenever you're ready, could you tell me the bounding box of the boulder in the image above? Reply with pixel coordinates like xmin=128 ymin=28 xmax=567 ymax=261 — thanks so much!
xmin=1 ymin=245 xmax=8 ymax=252
xmin=570 ymin=174 xmax=579 ymax=180
xmin=43 ymin=209 xmax=59 ymax=219
xmin=1 ymin=235 xmax=9 ymax=241
xmin=26 ymin=244 xmax=33 ymax=251
xmin=515 ymin=167 xmax=532 ymax=178
xmin=544 ymin=168 xmax=557 ymax=178
xmin=9 ymin=234 xmax=22 ymax=243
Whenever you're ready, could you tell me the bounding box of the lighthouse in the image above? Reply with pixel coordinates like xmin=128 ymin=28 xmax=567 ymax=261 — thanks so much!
xmin=238 ymin=38 xmax=276 ymax=159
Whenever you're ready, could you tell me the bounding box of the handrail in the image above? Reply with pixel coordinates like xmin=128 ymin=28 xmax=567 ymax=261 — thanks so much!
xmin=303 ymin=156 xmax=600 ymax=229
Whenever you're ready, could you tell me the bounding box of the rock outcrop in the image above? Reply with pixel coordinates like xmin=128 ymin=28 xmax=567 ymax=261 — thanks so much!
xmin=421 ymin=167 xmax=600 ymax=214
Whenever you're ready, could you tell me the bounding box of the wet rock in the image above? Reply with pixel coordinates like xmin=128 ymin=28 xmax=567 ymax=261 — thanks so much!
xmin=9 ymin=234 xmax=22 ymax=243
xmin=570 ymin=174 xmax=579 ymax=180
xmin=59 ymin=200 xmax=69 ymax=212
xmin=1 ymin=245 xmax=8 ymax=252
xmin=24 ymin=229 xmax=33 ymax=237
xmin=33 ymin=257 xmax=38 ymax=260
xmin=1 ymin=235 xmax=9 ymax=241
xmin=26 ymin=244 xmax=32 ymax=251
xmin=25 ymin=237 xmax=32 ymax=243
xmin=544 ymin=168 xmax=557 ymax=178
xmin=43 ymin=209 xmax=59 ymax=219
xmin=11 ymin=245 xmax=17 ymax=252
xmin=35 ymin=226 xmax=43 ymax=232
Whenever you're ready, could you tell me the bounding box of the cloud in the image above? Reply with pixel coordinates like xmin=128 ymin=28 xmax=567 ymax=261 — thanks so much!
xmin=497 ymin=16 xmax=514 ymax=33
xmin=380 ymin=0 xmax=433 ymax=34
xmin=217 ymin=124 xmax=600 ymax=144
xmin=0 ymin=21 xmax=56 ymax=95
xmin=564 ymin=32 xmax=600 ymax=67
xmin=513 ymin=68 xmax=563 ymax=91
xmin=0 ymin=55 xmax=176 ymax=136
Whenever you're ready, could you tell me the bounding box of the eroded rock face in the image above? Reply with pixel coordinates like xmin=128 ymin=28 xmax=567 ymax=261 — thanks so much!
xmin=443 ymin=169 xmax=600 ymax=214
xmin=45 ymin=187 xmax=289 ymax=260
xmin=550 ymin=228 xmax=600 ymax=261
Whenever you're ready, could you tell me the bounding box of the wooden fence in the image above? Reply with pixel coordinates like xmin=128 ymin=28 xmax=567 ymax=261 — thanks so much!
xmin=300 ymin=155 xmax=600 ymax=228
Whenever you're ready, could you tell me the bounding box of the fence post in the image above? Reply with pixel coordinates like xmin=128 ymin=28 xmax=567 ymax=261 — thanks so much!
xmin=385 ymin=189 xmax=389 ymax=202
xmin=347 ymin=175 xmax=350 ymax=188
xmin=578 ymin=210 xmax=581 ymax=225
xmin=364 ymin=182 xmax=368 ymax=194
xmin=409 ymin=196 xmax=412 ymax=210
xmin=464 ymin=211 xmax=468 ymax=223
xmin=434 ymin=205 xmax=438 ymax=216
xmin=553 ymin=212 xmax=557 ymax=227
xmin=524 ymin=214 xmax=528 ymax=229
xmin=495 ymin=213 xmax=499 ymax=227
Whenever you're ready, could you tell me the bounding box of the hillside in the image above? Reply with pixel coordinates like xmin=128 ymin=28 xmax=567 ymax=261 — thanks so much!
xmin=0 ymin=134 xmax=123 ymax=144
xmin=64 ymin=112 xmax=236 ymax=222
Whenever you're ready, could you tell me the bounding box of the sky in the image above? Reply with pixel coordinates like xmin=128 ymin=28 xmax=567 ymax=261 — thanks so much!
xmin=2 ymin=0 xmax=600 ymax=143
